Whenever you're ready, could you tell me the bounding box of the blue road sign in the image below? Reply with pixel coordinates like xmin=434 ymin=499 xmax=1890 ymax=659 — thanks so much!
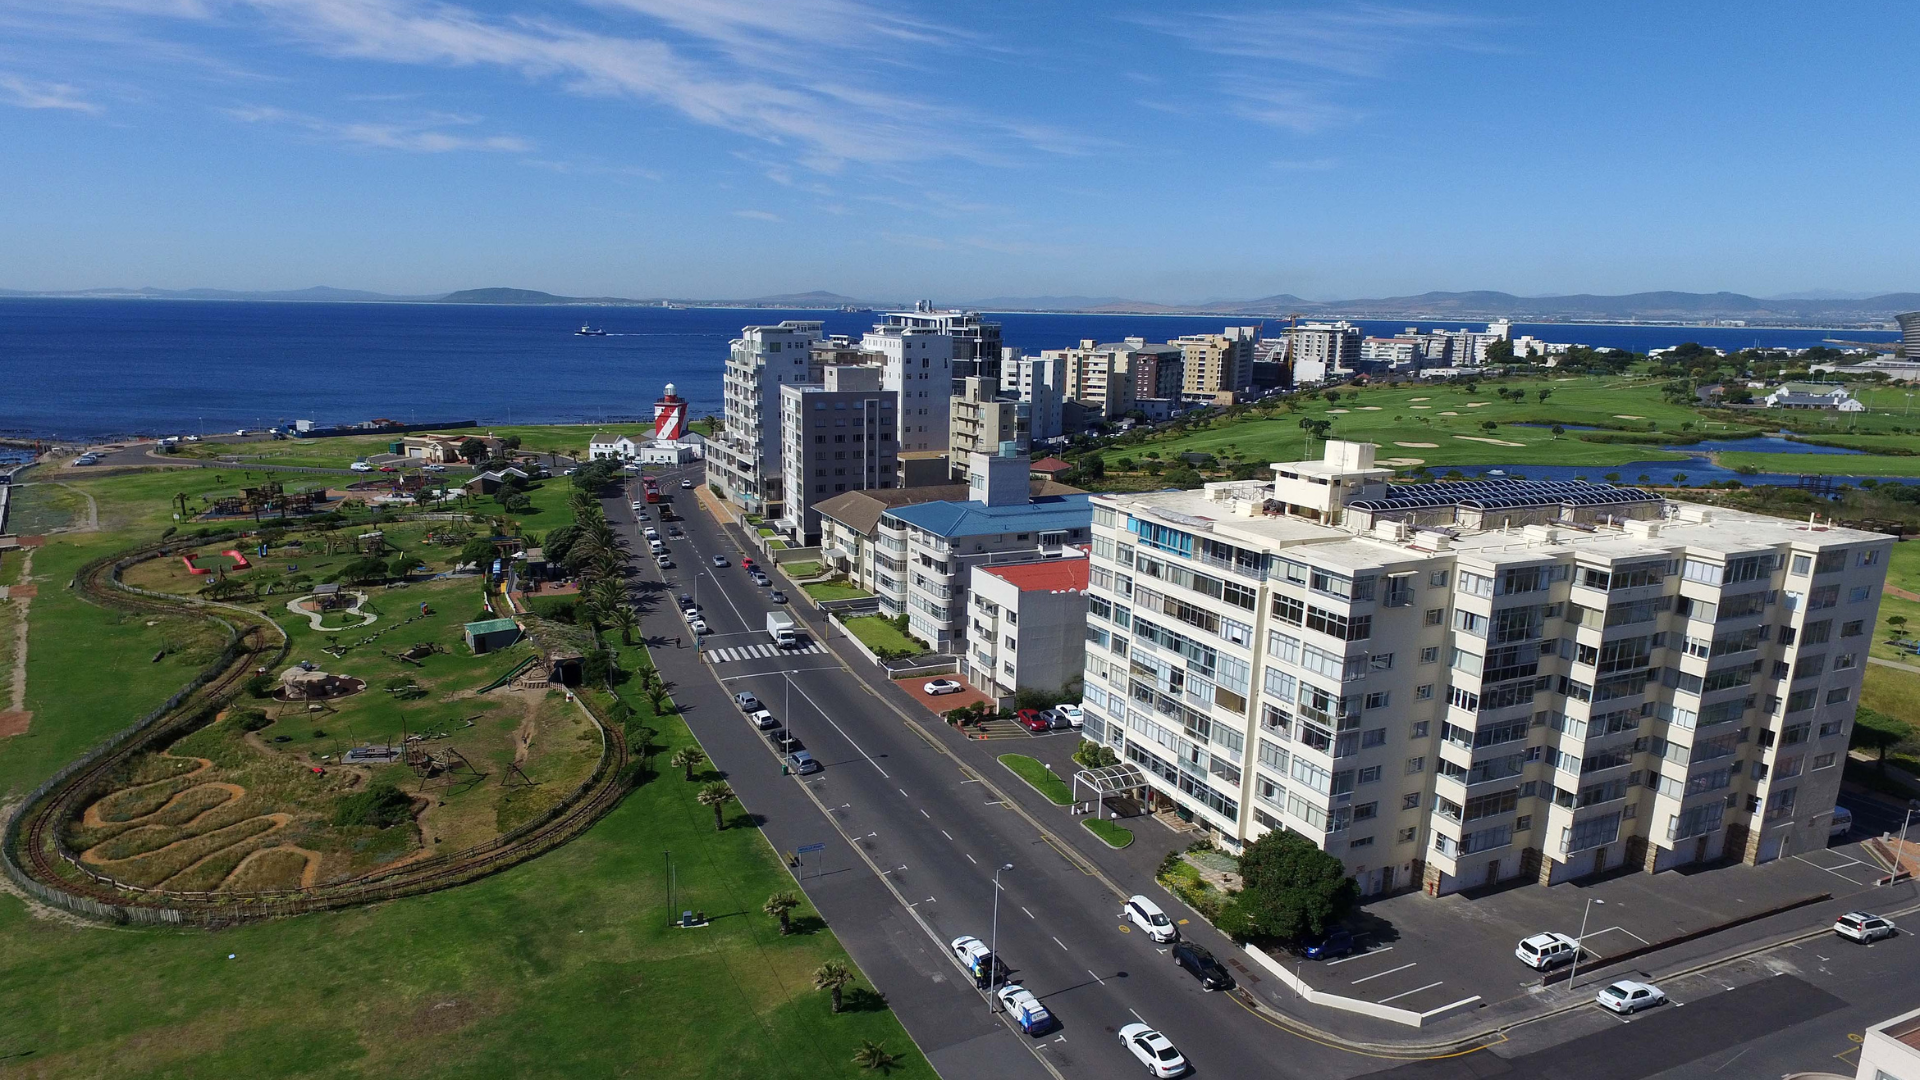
xmin=796 ymin=843 xmax=826 ymax=854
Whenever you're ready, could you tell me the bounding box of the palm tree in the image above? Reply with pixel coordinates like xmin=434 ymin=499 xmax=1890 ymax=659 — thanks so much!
xmin=671 ymin=746 xmax=707 ymax=781
xmin=814 ymin=960 xmax=854 ymax=1013
xmin=606 ymin=603 xmax=639 ymax=646
xmin=697 ymin=782 xmax=736 ymax=831
xmin=764 ymin=891 xmax=800 ymax=935
xmin=851 ymin=1041 xmax=898 ymax=1073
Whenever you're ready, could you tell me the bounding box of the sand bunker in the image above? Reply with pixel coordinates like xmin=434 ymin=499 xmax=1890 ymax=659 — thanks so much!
xmin=1614 ymin=414 xmax=1645 ymax=420
xmin=1410 ymin=405 xmax=1430 ymax=410
xmin=1409 ymin=397 xmax=1429 ymax=402
xmin=1358 ymin=406 xmax=1382 ymax=411
xmin=1395 ymin=441 xmax=1439 ymax=448
xmin=1439 ymin=411 xmax=1460 ymax=416
xmin=1455 ymin=435 xmax=1526 ymax=447
xmin=1378 ymin=457 xmax=1426 ymax=467
xmin=1466 ymin=402 xmax=1491 ymax=407
xmin=1327 ymin=408 xmax=1350 ymax=414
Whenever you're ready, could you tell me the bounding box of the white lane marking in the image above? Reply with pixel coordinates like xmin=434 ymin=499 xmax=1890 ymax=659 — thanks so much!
xmin=1349 ymin=962 xmax=1418 ymax=985
xmin=920 ymin=808 xmax=930 ymax=819
xmin=1022 ymin=906 xmax=1035 ymax=919
xmin=783 ymin=675 xmax=891 ymax=780
xmin=1325 ymin=946 xmax=1388 ymax=967
xmin=1128 ymin=1008 xmax=1143 ymax=1022
xmin=1376 ymin=981 xmax=1444 ymax=1004
xmin=965 ymin=853 xmax=977 ymax=864
xmin=1052 ymin=936 xmax=1068 ymax=951
xmin=899 ymin=788 xmax=910 ymax=798
xmin=942 ymin=830 xmax=954 ymax=840
xmin=1088 ymin=968 xmax=1106 ymax=986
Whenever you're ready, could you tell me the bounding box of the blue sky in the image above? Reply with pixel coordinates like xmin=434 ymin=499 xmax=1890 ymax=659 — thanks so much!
xmin=1 ymin=1 xmax=1915 ymax=302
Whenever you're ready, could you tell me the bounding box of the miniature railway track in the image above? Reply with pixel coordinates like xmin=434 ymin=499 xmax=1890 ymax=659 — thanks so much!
xmin=9 ymin=541 xmax=629 ymax=924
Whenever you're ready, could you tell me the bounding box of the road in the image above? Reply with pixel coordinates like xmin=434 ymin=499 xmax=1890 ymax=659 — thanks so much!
xmin=615 ymin=466 xmax=1408 ymax=1080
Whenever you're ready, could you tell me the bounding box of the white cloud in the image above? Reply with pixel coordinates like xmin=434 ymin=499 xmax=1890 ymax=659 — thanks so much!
xmin=0 ymin=73 xmax=103 ymax=113
xmin=226 ymin=104 xmax=529 ymax=152
xmin=732 ymin=209 xmax=781 ymax=221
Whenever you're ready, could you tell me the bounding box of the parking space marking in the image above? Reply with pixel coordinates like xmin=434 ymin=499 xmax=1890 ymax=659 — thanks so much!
xmin=1325 ymin=946 xmax=1389 ymax=967
xmin=1376 ymin=981 xmax=1445 ymax=1004
xmin=1793 ymin=853 xmax=1882 ymax=885
xmin=1350 ymin=962 xmax=1418 ymax=985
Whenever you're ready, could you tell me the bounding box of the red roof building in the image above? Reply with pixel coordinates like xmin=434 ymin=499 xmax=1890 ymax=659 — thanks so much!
xmin=1029 ymin=456 xmax=1074 ymax=480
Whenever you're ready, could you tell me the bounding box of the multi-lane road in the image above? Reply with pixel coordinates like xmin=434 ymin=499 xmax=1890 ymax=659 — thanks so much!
xmin=613 ymin=465 xmax=1380 ymax=1080
xmin=613 ymin=464 xmax=1920 ymax=1080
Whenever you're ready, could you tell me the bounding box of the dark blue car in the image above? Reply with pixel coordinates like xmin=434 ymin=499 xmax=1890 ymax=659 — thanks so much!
xmin=1295 ymin=928 xmax=1355 ymax=960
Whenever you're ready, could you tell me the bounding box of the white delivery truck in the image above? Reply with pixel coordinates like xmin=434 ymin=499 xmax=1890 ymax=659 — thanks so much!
xmin=766 ymin=612 xmax=798 ymax=647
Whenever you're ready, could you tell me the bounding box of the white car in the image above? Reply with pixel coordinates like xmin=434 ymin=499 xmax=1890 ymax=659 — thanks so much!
xmin=923 ymin=679 xmax=963 ymax=696
xmin=1834 ymin=911 xmax=1897 ymax=943
xmin=349 ymin=461 xmax=374 ymax=472
xmin=655 ymin=554 xmax=672 ymax=569
xmin=1595 ymin=979 xmax=1666 ymax=1015
xmin=681 ymin=479 xmax=695 ymax=488
xmin=422 ymin=463 xmax=445 ymax=473
xmin=689 ymin=618 xmax=710 ymax=636
xmin=1515 ymin=931 xmax=1579 ymax=970
xmin=1121 ymin=894 xmax=1178 ymax=943
xmin=1117 ymin=1023 xmax=1188 ymax=1077
xmin=949 ymin=935 xmax=996 ymax=980
xmin=1055 ymin=703 xmax=1084 ymax=729
xmin=994 ymin=984 xmax=1054 ymax=1036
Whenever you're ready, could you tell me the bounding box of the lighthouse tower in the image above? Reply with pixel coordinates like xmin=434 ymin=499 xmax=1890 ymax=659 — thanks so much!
xmin=653 ymin=382 xmax=687 ymax=442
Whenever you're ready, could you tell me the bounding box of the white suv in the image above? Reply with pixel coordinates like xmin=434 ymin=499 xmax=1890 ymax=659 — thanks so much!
xmin=1515 ymin=932 xmax=1579 ymax=970
xmin=1834 ymin=911 xmax=1897 ymax=943
xmin=1121 ymin=894 xmax=1178 ymax=943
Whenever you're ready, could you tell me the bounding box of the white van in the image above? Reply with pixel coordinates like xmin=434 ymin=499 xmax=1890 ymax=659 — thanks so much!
xmin=1121 ymin=895 xmax=1178 ymax=943
xmin=649 ymin=540 xmax=666 ymax=556
xmin=1830 ymin=806 xmax=1854 ymax=840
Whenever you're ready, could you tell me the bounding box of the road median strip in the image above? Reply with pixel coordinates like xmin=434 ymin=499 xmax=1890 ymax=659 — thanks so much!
xmin=997 ymin=753 xmax=1071 ymax=805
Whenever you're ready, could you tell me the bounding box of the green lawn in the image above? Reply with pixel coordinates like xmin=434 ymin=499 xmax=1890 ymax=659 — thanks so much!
xmin=998 ymin=754 xmax=1070 ymax=806
xmin=805 ymin=581 xmax=873 ymax=602
xmin=1082 ymin=818 xmax=1134 ymax=848
xmin=841 ymin=615 xmax=915 ymax=653
xmin=0 ymin=468 xmax=931 ymax=1080
xmin=170 ymin=424 xmax=609 ymax=471
xmin=783 ymin=561 xmax=823 ymax=579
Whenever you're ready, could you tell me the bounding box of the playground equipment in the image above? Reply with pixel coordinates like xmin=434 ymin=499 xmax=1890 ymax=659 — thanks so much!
xmin=222 ymin=549 xmax=252 ymax=570
xmin=477 ymin=655 xmax=539 ymax=693
xmin=182 ymin=554 xmax=209 ymax=575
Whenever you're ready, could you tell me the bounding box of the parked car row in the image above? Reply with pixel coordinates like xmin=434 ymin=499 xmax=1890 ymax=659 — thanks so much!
xmin=677 ymin=593 xmax=709 ymax=638
xmin=733 ymin=690 xmax=818 ymax=773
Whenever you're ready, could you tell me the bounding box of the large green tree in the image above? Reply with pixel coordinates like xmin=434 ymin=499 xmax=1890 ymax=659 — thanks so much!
xmin=1228 ymin=829 xmax=1357 ymax=942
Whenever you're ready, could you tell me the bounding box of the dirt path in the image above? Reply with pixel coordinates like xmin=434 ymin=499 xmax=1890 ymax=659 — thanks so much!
xmin=1888 ymin=584 xmax=1920 ymax=603
xmin=0 ymin=546 xmax=35 ymax=735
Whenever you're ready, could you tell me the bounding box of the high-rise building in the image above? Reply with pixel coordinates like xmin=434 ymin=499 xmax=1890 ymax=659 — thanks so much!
xmin=1897 ymin=311 xmax=1920 ymax=358
xmin=1048 ymin=340 xmax=1138 ymax=420
xmin=949 ymin=376 xmax=1029 ymax=474
xmin=710 ymin=320 xmax=824 ymax=516
xmin=1289 ymin=322 xmax=1362 ymax=385
xmin=778 ymin=365 xmax=897 ymax=545
xmin=999 ymin=351 xmax=1066 ymax=442
xmin=965 ymin=551 xmax=1091 ymax=705
xmin=862 ymin=303 xmax=1001 ymax=456
xmin=1081 ymin=440 xmax=1890 ymax=898
xmin=1175 ymin=327 xmax=1261 ymax=399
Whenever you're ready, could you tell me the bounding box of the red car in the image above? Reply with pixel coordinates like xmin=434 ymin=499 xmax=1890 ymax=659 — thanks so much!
xmin=1017 ymin=709 xmax=1051 ymax=733
xmin=741 ymin=557 xmax=755 ymax=570
xmin=378 ymin=465 xmax=398 ymax=473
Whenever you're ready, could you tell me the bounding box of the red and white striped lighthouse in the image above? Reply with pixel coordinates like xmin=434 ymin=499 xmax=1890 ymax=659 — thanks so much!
xmin=653 ymin=382 xmax=687 ymax=441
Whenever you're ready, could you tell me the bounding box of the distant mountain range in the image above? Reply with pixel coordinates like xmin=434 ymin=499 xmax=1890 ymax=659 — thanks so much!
xmin=4 ymin=284 xmax=1914 ymax=325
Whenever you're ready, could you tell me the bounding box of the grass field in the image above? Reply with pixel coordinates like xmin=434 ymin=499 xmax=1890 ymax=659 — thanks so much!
xmin=998 ymin=754 xmax=1070 ymax=805
xmin=168 ymin=424 xmax=607 ymax=471
xmin=1096 ymin=376 xmax=1742 ymax=474
xmin=805 ymin=581 xmax=872 ymax=602
xmin=0 ymin=465 xmax=930 ymax=1079
xmin=1082 ymin=818 xmax=1133 ymax=848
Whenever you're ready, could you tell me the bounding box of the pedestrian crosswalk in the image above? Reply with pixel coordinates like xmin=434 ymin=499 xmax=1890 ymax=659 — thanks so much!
xmin=706 ymin=642 xmax=828 ymax=663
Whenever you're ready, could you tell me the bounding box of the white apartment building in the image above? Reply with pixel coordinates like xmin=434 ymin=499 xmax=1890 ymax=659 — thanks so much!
xmin=1047 ymin=340 xmax=1139 ymax=420
xmin=710 ymin=320 xmax=825 ymax=516
xmin=778 ymin=365 xmax=898 ymax=545
xmin=999 ymin=351 xmax=1067 ymax=442
xmin=1856 ymin=1006 xmax=1920 ymax=1080
xmin=964 ymin=551 xmax=1091 ymax=705
xmin=862 ymin=304 xmax=1003 ymax=456
xmin=1290 ymin=322 xmax=1363 ymax=385
xmin=949 ymin=375 xmax=1029 ymax=473
xmin=1080 ymin=440 xmax=1890 ymax=898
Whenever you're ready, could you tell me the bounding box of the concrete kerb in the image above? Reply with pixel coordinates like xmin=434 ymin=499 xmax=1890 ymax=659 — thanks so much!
xmin=1239 ymin=946 xmax=1481 ymax=1028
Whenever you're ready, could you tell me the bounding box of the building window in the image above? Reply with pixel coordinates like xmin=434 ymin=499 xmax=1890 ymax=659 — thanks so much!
xmin=1425 ymin=608 xmax=1445 ymax=626
xmin=1420 ymin=646 xmax=1440 ymax=664
xmin=1416 ymin=684 xmax=1434 ymax=700
xmin=1397 ymin=826 xmax=1417 ymax=844
xmin=1410 ymin=720 xmax=1429 ymax=738
xmin=1402 ymin=792 xmax=1421 ymax=811
xmin=1358 ymin=765 xmax=1381 ymax=784
xmin=1406 ymin=756 xmax=1425 ymax=775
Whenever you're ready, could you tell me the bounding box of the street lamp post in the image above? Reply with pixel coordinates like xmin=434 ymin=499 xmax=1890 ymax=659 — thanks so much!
xmin=989 ymin=863 xmax=1014 ymax=1011
xmin=1899 ymin=807 xmax=1920 ymax=869
xmin=1568 ymin=896 xmax=1604 ymax=989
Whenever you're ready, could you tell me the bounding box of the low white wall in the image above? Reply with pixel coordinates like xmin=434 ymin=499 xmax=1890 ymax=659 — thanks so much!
xmin=1239 ymin=945 xmax=1480 ymax=1028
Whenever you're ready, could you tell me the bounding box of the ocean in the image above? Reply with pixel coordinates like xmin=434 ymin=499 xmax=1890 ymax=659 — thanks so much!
xmin=0 ymin=298 xmax=1897 ymax=442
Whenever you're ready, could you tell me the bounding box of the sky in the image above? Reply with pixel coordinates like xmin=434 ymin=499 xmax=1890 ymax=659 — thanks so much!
xmin=1 ymin=1 xmax=1917 ymax=304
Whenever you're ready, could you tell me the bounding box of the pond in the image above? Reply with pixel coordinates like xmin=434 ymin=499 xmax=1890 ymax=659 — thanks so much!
xmin=1427 ymin=457 xmax=1919 ymax=489
xmin=1668 ymin=435 xmax=1864 ymax=455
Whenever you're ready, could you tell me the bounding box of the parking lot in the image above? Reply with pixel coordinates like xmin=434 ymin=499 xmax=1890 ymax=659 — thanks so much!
xmin=1274 ymin=837 xmax=1915 ymax=1031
